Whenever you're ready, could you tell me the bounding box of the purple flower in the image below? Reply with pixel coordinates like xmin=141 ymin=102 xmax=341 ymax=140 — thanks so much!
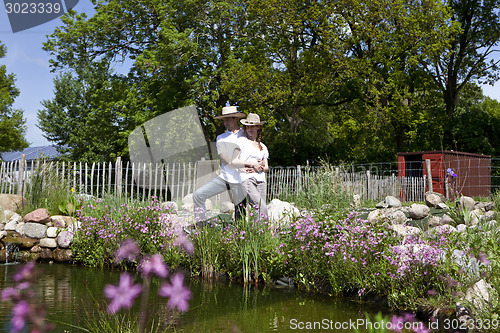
xmin=477 ymin=252 xmax=491 ymax=265
xmin=13 ymin=262 xmax=35 ymax=282
xmin=174 ymin=232 xmax=194 ymax=255
xmin=10 ymin=300 xmax=29 ymax=333
xmin=2 ymin=287 xmax=19 ymax=301
xmin=114 ymin=239 xmax=141 ymax=264
xmin=104 ymin=273 xmax=142 ymax=314
xmin=159 ymin=273 xmax=191 ymax=312
xmin=138 ymin=254 xmax=169 ymax=278
xmin=446 ymin=168 xmax=457 ymax=177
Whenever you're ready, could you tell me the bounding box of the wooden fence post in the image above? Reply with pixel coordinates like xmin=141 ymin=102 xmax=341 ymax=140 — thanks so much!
xmin=17 ymin=154 xmax=26 ymax=196
xmin=425 ymin=159 xmax=433 ymax=192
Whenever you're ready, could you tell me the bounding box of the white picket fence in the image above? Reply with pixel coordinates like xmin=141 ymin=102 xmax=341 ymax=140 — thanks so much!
xmin=0 ymin=156 xmax=427 ymax=203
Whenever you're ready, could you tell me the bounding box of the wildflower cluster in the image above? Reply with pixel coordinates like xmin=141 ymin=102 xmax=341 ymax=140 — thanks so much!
xmin=73 ymin=197 xmax=185 ymax=267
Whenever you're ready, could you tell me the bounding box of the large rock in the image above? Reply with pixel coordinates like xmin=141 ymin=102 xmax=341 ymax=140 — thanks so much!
xmin=39 ymin=238 xmax=57 ymax=249
xmin=367 ymin=209 xmax=383 ymax=223
xmin=220 ymin=201 xmax=235 ymax=213
xmin=390 ymin=224 xmax=421 ymax=237
xmin=458 ymin=196 xmax=475 ymax=211
xmin=385 ymin=196 xmax=401 ymax=208
xmin=51 ymin=215 xmax=73 ymax=228
xmin=267 ymin=199 xmax=300 ymax=226
xmin=465 ymin=279 xmax=494 ymax=312
xmin=387 ymin=210 xmax=407 ymax=225
xmin=0 ymin=194 xmax=26 ymax=212
xmin=425 ymin=191 xmax=445 ymax=208
xmin=53 ymin=249 xmax=73 ymax=262
xmin=408 ymin=204 xmax=430 ymax=220
xmin=24 ymin=208 xmax=50 ymax=224
xmin=46 ymin=227 xmax=58 ymax=238
xmin=23 ymin=222 xmax=47 ymax=239
xmin=57 ymin=230 xmax=74 ymax=249
xmin=182 ymin=193 xmax=193 ymax=205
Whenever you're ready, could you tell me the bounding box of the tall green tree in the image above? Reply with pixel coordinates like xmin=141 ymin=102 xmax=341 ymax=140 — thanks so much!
xmin=37 ymin=61 xmax=133 ymax=162
xmin=420 ymin=0 xmax=500 ymax=117
xmin=0 ymin=42 xmax=29 ymax=153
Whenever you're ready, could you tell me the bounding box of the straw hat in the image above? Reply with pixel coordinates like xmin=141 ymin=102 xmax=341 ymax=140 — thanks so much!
xmin=214 ymin=106 xmax=246 ymax=119
xmin=240 ymin=113 xmax=265 ymax=126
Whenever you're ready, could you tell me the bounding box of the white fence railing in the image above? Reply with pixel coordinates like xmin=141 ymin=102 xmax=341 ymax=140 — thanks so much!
xmin=0 ymin=156 xmax=432 ymax=204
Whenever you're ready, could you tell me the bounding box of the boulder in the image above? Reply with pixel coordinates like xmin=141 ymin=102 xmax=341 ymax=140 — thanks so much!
xmin=8 ymin=212 xmax=22 ymax=224
xmin=440 ymin=214 xmax=454 ymax=225
xmin=182 ymin=193 xmax=193 ymax=205
xmin=427 ymin=216 xmax=440 ymax=228
xmin=0 ymin=194 xmax=26 ymax=212
xmin=14 ymin=221 xmax=25 ymax=236
xmin=51 ymin=215 xmax=73 ymax=228
xmin=408 ymin=204 xmax=430 ymax=220
xmin=57 ymin=230 xmax=74 ymax=249
xmin=367 ymin=209 xmax=383 ymax=223
xmin=23 ymin=222 xmax=47 ymax=239
xmin=39 ymin=238 xmax=57 ymax=249
xmin=53 ymin=249 xmax=73 ymax=262
xmin=46 ymin=227 xmax=58 ymax=238
xmin=23 ymin=208 xmax=50 ymax=224
xmin=388 ymin=210 xmax=407 ymax=225
xmin=465 ymin=279 xmax=494 ymax=312
xmin=267 ymin=199 xmax=299 ymax=226
xmin=385 ymin=196 xmax=402 ymax=208
xmin=425 ymin=191 xmax=445 ymax=208
xmin=458 ymin=196 xmax=475 ymax=211
xmin=390 ymin=225 xmax=421 ymax=237
xmin=220 ymin=201 xmax=235 ymax=213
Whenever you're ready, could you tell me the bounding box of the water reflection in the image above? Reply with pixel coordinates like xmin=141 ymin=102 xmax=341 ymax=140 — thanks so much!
xmin=0 ymin=263 xmax=389 ymax=332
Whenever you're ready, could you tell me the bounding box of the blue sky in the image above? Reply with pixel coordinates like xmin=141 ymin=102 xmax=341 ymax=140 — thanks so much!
xmin=1 ymin=2 xmax=500 ymax=148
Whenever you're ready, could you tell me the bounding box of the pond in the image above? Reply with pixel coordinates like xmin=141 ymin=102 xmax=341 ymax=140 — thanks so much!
xmin=0 ymin=263 xmax=392 ymax=332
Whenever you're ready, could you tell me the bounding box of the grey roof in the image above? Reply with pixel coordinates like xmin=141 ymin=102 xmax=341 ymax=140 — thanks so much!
xmin=0 ymin=145 xmax=66 ymax=161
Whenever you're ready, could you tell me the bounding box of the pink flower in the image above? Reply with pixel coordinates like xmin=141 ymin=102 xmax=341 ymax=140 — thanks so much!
xmin=11 ymin=300 xmax=29 ymax=333
xmin=114 ymin=239 xmax=141 ymax=263
xmin=13 ymin=262 xmax=35 ymax=282
xmin=104 ymin=273 xmax=142 ymax=314
xmin=159 ymin=273 xmax=191 ymax=312
xmin=174 ymin=232 xmax=194 ymax=254
xmin=138 ymin=254 xmax=169 ymax=278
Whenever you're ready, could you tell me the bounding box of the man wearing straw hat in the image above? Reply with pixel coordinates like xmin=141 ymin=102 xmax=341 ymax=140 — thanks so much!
xmin=193 ymin=106 xmax=261 ymax=223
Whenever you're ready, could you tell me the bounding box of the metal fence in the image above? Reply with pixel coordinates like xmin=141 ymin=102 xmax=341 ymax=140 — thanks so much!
xmin=1 ymin=156 xmax=499 ymax=205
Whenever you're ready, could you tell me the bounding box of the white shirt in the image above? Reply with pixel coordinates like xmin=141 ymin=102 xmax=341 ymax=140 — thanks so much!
xmin=216 ymin=129 xmax=245 ymax=183
xmin=238 ymin=137 xmax=269 ymax=182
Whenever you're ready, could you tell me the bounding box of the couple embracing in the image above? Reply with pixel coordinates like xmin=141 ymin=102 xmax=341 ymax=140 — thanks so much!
xmin=193 ymin=106 xmax=269 ymax=223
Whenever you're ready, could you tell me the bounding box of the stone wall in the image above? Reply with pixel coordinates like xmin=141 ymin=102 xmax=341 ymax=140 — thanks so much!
xmin=0 ymin=199 xmax=75 ymax=263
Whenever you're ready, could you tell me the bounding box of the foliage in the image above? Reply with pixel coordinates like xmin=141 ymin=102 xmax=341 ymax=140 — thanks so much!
xmin=20 ymin=161 xmax=76 ymax=216
xmin=72 ymin=196 xmax=185 ymax=268
xmin=39 ymin=0 xmax=500 ymax=165
xmin=419 ymin=0 xmax=500 ymax=118
xmin=37 ymin=61 xmax=133 ymax=162
xmin=280 ymin=162 xmax=352 ymax=214
xmin=0 ymin=42 xmax=29 ymax=152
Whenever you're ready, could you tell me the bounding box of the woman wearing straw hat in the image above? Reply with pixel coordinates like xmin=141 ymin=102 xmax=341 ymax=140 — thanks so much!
xmin=238 ymin=113 xmax=269 ymax=219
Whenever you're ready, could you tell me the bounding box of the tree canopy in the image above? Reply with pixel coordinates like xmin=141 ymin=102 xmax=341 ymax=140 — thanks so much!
xmin=40 ymin=0 xmax=500 ymax=164
xmin=0 ymin=42 xmax=29 ymax=154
